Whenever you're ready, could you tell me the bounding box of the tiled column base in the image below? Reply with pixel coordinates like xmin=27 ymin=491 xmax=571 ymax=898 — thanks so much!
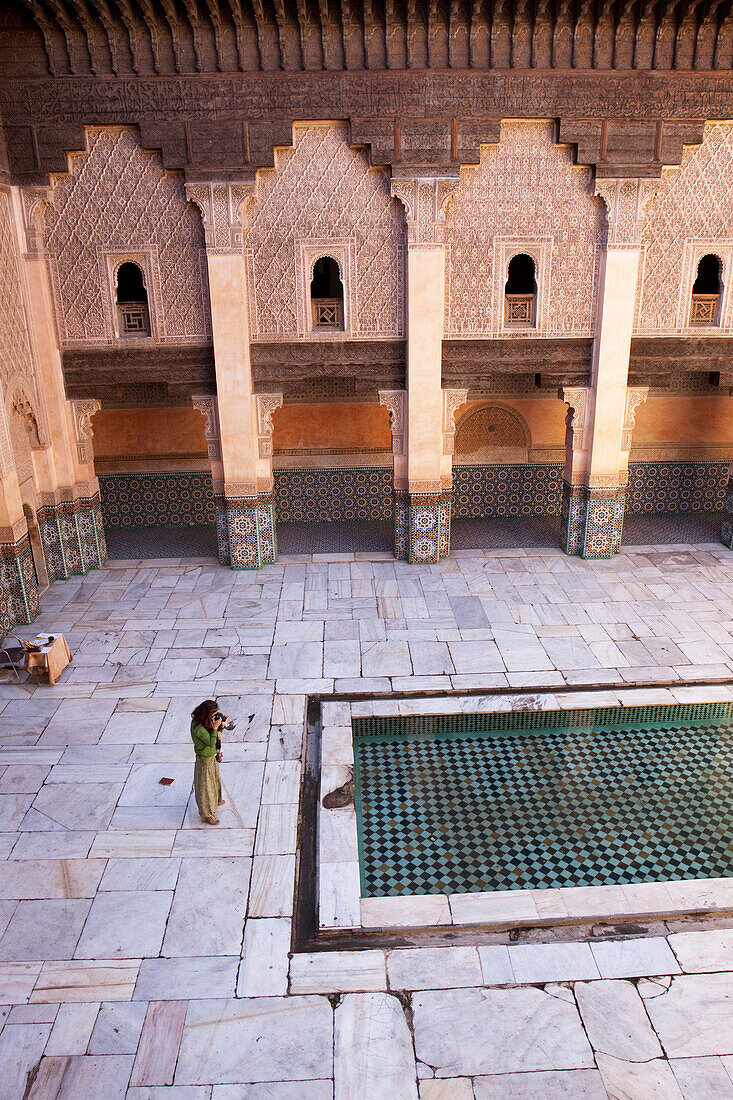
xmin=38 ymin=494 xmax=107 ymax=582
xmin=722 ymin=480 xmax=733 ymax=549
xmin=216 ymin=495 xmax=277 ymax=569
xmin=561 ymin=482 xmax=626 ymax=559
xmin=0 ymin=536 xmax=40 ymax=638
xmin=396 ymin=490 xmax=452 ymax=564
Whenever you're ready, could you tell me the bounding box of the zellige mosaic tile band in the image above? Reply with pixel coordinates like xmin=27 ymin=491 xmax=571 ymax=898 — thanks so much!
xmin=98 ymin=471 xmax=215 ymax=528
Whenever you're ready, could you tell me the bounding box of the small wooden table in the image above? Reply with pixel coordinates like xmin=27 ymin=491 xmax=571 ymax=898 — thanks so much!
xmin=24 ymin=635 xmax=72 ymax=685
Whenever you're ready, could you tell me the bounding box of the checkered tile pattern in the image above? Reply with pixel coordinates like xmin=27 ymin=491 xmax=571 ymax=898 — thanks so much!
xmin=353 ymin=703 xmax=733 ymax=897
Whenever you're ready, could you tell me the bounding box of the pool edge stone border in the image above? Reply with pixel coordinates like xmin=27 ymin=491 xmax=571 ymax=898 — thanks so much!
xmin=294 ymin=681 xmax=733 ymax=949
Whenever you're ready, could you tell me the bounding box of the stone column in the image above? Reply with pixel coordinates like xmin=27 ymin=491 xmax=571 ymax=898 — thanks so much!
xmin=0 ymin=412 xmax=37 ymax=635
xmin=391 ymin=175 xmax=460 ymax=563
xmin=186 ymin=180 xmax=277 ymax=569
xmin=560 ymin=179 xmax=655 ymax=558
xmin=15 ymin=187 xmax=106 ymax=581
xmin=378 ymin=389 xmax=407 ymax=556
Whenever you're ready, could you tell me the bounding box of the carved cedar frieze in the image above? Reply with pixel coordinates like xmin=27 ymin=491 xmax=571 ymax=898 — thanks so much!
xmin=62 ymin=345 xmax=216 ymax=402
xmin=250 ymin=339 xmax=406 ymax=391
xmin=0 ymin=72 xmax=719 ymax=186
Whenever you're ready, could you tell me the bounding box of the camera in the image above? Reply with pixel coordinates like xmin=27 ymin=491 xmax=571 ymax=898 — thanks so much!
xmin=213 ymin=711 xmax=236 ymax=730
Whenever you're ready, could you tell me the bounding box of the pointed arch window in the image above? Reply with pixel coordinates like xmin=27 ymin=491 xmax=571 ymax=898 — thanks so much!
xmin=504 ymin=253 xmax=537 ymax=327
xmin=116 ymin=261 xmax=150 ymax=336
xmin=690 ymin=254 xmax=723 ymax=326
xmin=310 ymin=257 xmax=344 ymax=331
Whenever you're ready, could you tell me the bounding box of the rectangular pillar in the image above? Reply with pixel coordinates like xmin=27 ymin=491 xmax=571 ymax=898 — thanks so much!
xmin=187 ymin=181 xmax=277 ymax=570
xmin=392 ymin=175 xmax=459 ymax=563
xmin=15 ymin=188 xmax=106 ymax=583
xmin=561 ymin=180 xmax=654 ymax=558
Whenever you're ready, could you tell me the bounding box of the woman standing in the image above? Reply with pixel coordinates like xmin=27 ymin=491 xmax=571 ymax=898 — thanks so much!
xmin=191 ymin=699 xmax=226 ymax=825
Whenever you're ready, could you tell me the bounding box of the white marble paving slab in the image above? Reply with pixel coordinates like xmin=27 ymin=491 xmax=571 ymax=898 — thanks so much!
xmin=361 ymin=894 xmax=451 ymax=929
xmin=508 ymin=942 xmax=599 ymax=984
xmin=670 ymin=1056 xmax=733 ymax=1099
xmin=31 ymin=960 xmax=141 ymax=1003
xmin=163 ymin=858 xmax=251 ymax=957
xmin=318 ymin=860 xmax=361 ymax=929
xmin=668 ymin=928 xmax=733 ymax=973
xmin=90 ymin=831 xmax=176 ymax=858
xmin=26 ymin=1053 xmax=134 ymax=1099
xmin=45 ymin=1000 xmax=100 ymax=1055
xmin=574 ymin=979 xmax=662 ymax=1061
xmin=99 ymin=857 xmax=181 ymax=892
xmin=248 ymin=854 xmax=296 ymax=918
xmin=0 ymin=898 xmax=92 ymax=962
xmin=75 ymin=890 xmax=173 ymax=959
xmin=0 ymin=961 xmax=42 ymax=1004
xmin=590 ymin=936 xmax=681 ymax=979
xmin=596 ymin=1054 xmax=684 ymax=1100
xmin=254 ymin=804 xmax=298 ymax=855
xmin=174 ymin=997 xmax=334 ymax=1085
xmin=387 ymin=947 xmax=481 ymax=991
xmin=89 ymin=1000 xmax=147 ymax=1054
xmin=134 ymin=956 xmax=238 ymax=1001
xmin=472 ymin=1070 xmax=608 ymax=1099
xmin=238 ymin=918 xmax=291 ymax=997
xmin=334 ymin=992 xmax=417 ymax=1100
xmin=412 ymin=987 xmax=594 ymax=1076
xmin=0 ymin=859 xmax=106 ymax=900
xmin=644 ymin=972 xmax=733 ymax=1058
xmin=290 ymin=950 xmax=386 ymax=994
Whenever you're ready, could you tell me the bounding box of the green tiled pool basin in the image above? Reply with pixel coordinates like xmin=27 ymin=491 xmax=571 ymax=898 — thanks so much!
xmin=352 ymin=702 xmax=733 ymax=897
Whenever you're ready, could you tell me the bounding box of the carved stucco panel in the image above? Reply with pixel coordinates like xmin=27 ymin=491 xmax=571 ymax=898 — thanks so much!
xmin=71 ymin=399 xmax=101 ymax=464
xmin=560 ymin=386 xmax=590 ymax=452
xmin=621 ymin=387 xmax=649 ymax=451
xmin=444 ymin=120 xmax=603 ymax=338
xmin=43 ymin=128 xmax=210 ymax=346
xmin=246 ymin=123 xmax=405 ymax=340
xmin=191 ymin=394 xmax=221 ymax=461
xmin=442 ymin=388 xmax=468 ymax=455
xmin=378 ymin=389 xmax=406 ymax=455
xmin=636 ymin=122 xmax=733 ymax=335
xmin=0 ymin=192 xmax=36 ymax=389
xmin=255 ymin=393 xmax=283 ymax=458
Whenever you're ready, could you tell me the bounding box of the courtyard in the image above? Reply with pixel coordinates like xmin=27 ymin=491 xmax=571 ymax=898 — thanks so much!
xmin=0 ymin=542 xmax=732 ymax=1098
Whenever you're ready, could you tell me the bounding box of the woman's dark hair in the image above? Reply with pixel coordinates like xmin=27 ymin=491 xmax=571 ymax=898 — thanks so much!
xmin=192 ymin=699 xmax=219 ymax=729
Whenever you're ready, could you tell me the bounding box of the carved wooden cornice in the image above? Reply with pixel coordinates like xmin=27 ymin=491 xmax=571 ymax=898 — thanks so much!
xmin=9 ymin=1 xmax=733 ymax=79
xmin=0 ymin=68 xmax=723 ymax=184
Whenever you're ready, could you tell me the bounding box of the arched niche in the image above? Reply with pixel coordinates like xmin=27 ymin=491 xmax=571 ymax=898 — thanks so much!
xmin=454 ymin=404 xmax=532 ymax=464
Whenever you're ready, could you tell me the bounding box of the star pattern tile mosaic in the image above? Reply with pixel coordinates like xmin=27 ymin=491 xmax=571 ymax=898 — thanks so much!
xmin=352 ymin=703 xmax=733 ymax=897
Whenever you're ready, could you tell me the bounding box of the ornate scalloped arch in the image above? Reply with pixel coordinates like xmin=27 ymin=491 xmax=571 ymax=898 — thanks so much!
xmin=454 ymin=402 xmax=532 ymax=463
xmin=4 ymin=373 xmax=48 ymax=450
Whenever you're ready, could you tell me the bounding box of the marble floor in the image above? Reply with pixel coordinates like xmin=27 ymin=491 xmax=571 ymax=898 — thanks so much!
xmin=1 ymin=541 xmax=733 ymax=1098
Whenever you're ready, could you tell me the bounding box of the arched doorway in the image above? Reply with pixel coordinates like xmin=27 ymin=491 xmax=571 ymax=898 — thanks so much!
xmin=451 ymin=403 xmax=563 ymax=549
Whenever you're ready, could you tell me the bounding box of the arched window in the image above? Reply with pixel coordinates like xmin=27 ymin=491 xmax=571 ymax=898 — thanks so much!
xmin=116 ymin=261 xmax=150 ymax=336
xmin=310 ymin=257 xmax=344 ymax=331
xmin=690 ymin=254 xmax=723 ymax=326
xmin=504 ymin=254 xmax=537 ymax=326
